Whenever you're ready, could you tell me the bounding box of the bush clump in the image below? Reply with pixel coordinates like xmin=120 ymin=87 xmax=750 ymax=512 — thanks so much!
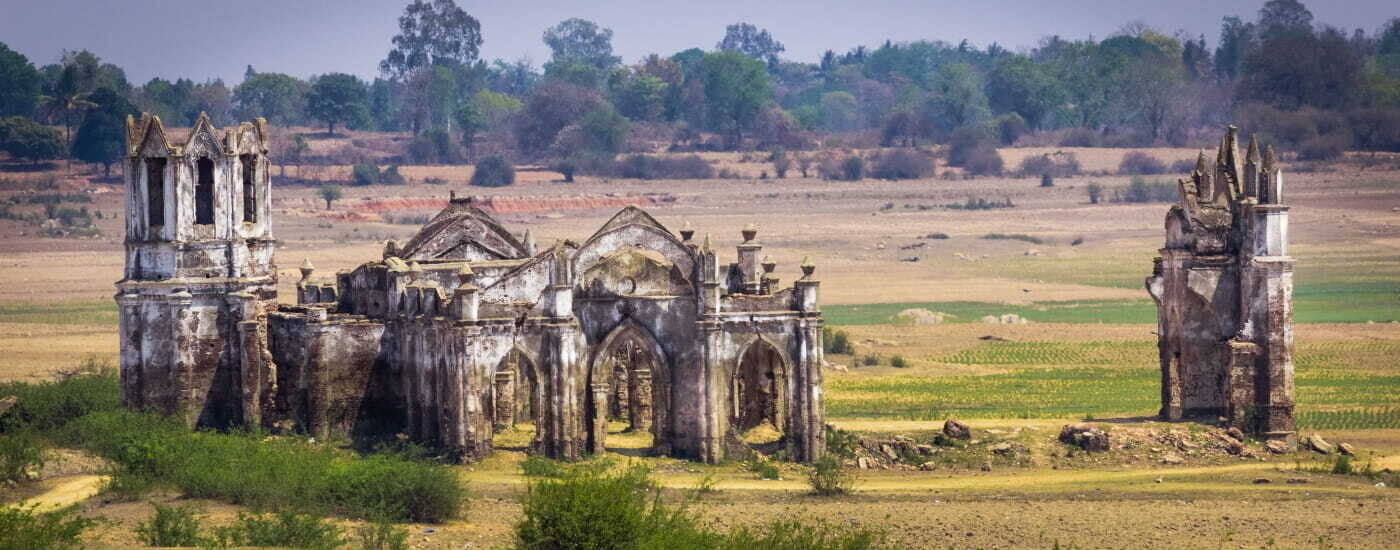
xmin=807 ymin=453 xmax=857 ymax=496
xmin=1115 ymin=177 xmax=1178 ymax=203
xmin=946 ymin=128 xmax=1003 ymax=176
xmin=618 ymin=154 xmax=715 ymax=180
xmin=868 ymin=149 xmax=936 ymax=180
xmin=1118 ymin=151 xmax=1168 ymax=175
xmin=62 ymin=410 xmax=467 ymax=523
xmin=135 ymin=504 xmax=205 ymax=547
xmin=351 ymin=163 xmax=379 ymax=186
xmin=1018 ymin=152 xmax=1081 ymax=178
xmin=209 ymin=511 xmax=345 ymax=550
xmin=821 ymin=326 xmax=854 ymax=355
xmin=0 ymin=506 xmax=93 ymax=550
xmin=471 ymin=156 xmax=515 ymax=188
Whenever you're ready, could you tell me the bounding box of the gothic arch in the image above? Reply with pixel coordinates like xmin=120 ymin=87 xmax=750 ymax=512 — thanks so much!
xmin=587 ymin=319 xmax=674 ymax=454
xmin=731 ymin=337 xmax=789 ymax=437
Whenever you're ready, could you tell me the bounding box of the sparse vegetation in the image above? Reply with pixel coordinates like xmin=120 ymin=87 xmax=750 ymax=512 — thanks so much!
xmin=1118 ymin=151 xmax=1168 ymax=175
xmin=135 ymin=503 xmax=206 ymax=547
xmin=982 ymin=233 xmax=1043 ymax=244
xmin=1114 ymin=177 xmax=1177 ymax=203
xmin=807 ymin=453 xmax=857 ymax=496
xmin=0 ymin=506 xmax=93 ymax=550
xmin=471 ymin=155 xmax=515 ymax=187
xmin=944 ymin=196 xmax=1014 ymax=210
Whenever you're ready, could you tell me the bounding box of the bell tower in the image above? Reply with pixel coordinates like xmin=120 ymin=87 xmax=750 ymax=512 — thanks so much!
xmin=115 ymin=113 xmax=278 ymax=428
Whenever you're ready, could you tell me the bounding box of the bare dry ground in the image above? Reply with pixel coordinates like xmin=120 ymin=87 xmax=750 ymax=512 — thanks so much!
xmin=2 ymin=145 xmax=1398 ymax=548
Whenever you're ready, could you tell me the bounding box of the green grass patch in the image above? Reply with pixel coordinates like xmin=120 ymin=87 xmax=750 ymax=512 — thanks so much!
xmin=0 ymin=505 xmax=93 ymax=550
xmin=0 ymin=300 xmax=117 ymax=325
xmin=826 ymin=339 xmax=1400 ymax=428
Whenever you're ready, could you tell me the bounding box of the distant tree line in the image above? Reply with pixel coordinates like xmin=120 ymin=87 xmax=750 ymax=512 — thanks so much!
xmin=0 ymin=0 xmax=1397 ymax=174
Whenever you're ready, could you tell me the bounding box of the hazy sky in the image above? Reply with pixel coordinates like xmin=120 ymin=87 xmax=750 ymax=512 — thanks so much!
xmin=2 ymin=0 xmax=1395 ymax=85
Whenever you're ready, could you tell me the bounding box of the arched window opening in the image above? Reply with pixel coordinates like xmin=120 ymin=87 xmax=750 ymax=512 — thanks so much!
xmin=732 ymin=341 xmax=786 ymax=437
xmin=240 ymin=154 xmax=257 ymax=223
xmin=195 ymin=158 xmax=215 ymax=225
xmin=145 ymin=158 xmax=166 ymax=227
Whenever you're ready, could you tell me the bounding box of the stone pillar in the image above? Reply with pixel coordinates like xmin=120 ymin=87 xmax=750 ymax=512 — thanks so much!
xmin=452 ymin=265 xmax=479 ymax=322
xmin=589 ymin=382 xmax=609 ymax=455
xmin=630 ymin=369 xmax=652 ymax=433
xmin=494 ymin=370 xmax=515 ymax=432
xmin=794 ymin=257 xmax=820 ymax=313
xmin=792 ymin=320 xmax=826 ymax=463
xmin=737 ymin=224 xmax=761 ymax=294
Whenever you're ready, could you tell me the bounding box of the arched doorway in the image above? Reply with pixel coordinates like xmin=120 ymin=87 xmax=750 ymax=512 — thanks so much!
xmin=588 ymin=323 xmax=671 ymax=455
xmin=732 ymin=340 xmax=787 ymax=443
xmin=491 ymin=349 xmax=541 ymax=451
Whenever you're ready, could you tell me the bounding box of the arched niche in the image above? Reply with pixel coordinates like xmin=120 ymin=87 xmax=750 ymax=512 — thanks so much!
xmin=587 ymin=320 xmax=674 ymax=455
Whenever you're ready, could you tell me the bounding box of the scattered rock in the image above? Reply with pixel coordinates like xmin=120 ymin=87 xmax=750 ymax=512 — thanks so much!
xmin=894 ymin=308 xmax=952 ymax=325
xmin=880 ymin=444 xmax=900 ymax=461
xmin=1161 ymin=454 xmax=1185 ymax=465
xmin=1265 ymin=440 xmax=1290 ymax=454
xmin=1338 ymin=443 xmax=1356 ymax=456
xmin=919 ymin=461 xmax=937 ymax=471
xmin=990 ymin=443 xmax=1014 ymax=456
xmin=0 ymin=395 xmax=16 ymax=416
xmin=1225 ymin=427 xmax=1245 ymax=441
xmin=1286 ymin=478 xmax=1309 ymax=484
xmin=1305 ymin=433 xmax=1334 ymax=454
xmin=826 ymin=364 xmax=849 ymax=373
xmin=979 ymin=462 xmax=993 ymax=472
xmin=977 ymin=335 xmax=1010 ymax=342
xmin=980 ymin=313 xmax=1030 ymax=324
xmin=943 ymin=419 xmax=971 ymax=440
xmin=1377 ymin=482 xmax=1387 ymax=488
xmin=1252 ymin=478 xmax=1271 ymax=484
xmin=857 ymin=457 xmax=873 ymax=470
xmin=1059 ymin=423 xmax=1110 ymax=452
xmin=1224 ymin=438 xmax=1246 ymax=456
xmin=915 ymin=444 xmax=937 ymax=456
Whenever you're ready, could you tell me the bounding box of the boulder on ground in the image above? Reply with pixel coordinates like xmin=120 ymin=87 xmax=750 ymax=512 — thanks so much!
xmin=1305 ymin=433 xmax=1334 ymax=454
xmin=1059 ymin=423 xmax=1110 ymax=452
xmin=1161 ymin=453 xmax=1185 ymax=465
xmin=1338 ymin=443 xmax=1356 ymax=456
xmin=1265 ymin=440 xmax=1291 ymax=454
xmin=894 ymin=308 xmax=952 ymax=325
xmin=943 ymin=419 xmax=971 ymax=440
xmin=1225 ymin=426 xmax=1245 ymax=441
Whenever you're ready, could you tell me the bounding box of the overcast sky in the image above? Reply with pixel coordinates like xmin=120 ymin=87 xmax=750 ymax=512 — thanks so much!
xmin=2 ymin=0 xmax=1395 ymax=85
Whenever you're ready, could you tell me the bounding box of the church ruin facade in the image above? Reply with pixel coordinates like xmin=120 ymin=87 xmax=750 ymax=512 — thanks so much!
xmin=1147 ymin=127 xmax=1296 ymax=442
xmin=115 ymin=114 xmax=826 ymax=463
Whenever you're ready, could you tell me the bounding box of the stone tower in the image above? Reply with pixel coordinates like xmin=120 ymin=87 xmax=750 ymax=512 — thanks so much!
xmin=114 ymin=113 xmax=278 ymax=428
xmin=1147 ymin=126 xmax=1295 ymax=442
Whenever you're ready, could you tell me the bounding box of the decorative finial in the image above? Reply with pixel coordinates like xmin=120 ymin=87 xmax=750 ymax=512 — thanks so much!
xmin=1193 ymin=151 xmax=1208 ymax=176
xmin=1245 ymin=134 xmax=1260 ymax=164
xmin=761 ymin=255 xmax=777 ymax=274
xmin=741 ymin=223 xmax=757 ymax=243
xmin=299 ymin=258 xmax=315 ymax=282
xmin=457 ymin=264 xmax=476 ymax=285
xmin=408 ymin=261 xmax=423 ymax=281
xmin=701 ymin=233 xmax=712 ymax=252
xmin=450 ymin=190 xmax=456 ymax=200
xmin=800 ymin=255 xmax=815 ymax=278
xmin=383 ymin=240 xmax=399 ymax=260
xmin=679 ymin=221 xmax=694 ymax=242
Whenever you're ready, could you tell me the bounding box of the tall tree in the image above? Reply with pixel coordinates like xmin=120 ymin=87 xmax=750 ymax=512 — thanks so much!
xmin=543 ymin=18 xmax=620 ymax=87
xmin=0 ymin=42 xmax=42 ymax=118
xmin=716 ymin=23 xmax=786 ymax=67
xmin=1258 ymin=0 xmax=1314 ymax=40
xmin=40 ymin=63 xmax=97 ymax=144
xmin=987 ymin=55 xmax=1063 ymax=128
xmin=699 ymin=51 xmax=772 ymax=146
xmin=72 ymin=87 xmax=137 ymax=177
xmin=380 ymin=0 xmax=483 ymax=80
xmin=305 ymin=73 xmax=370 ymax=134
xmin=1214 ymin=16 xmax=1256 ymax=81
xmin=0 ymin=116 xmax=64 ymax=166
xmin=234 ymin=71 xmax=308 ymax=125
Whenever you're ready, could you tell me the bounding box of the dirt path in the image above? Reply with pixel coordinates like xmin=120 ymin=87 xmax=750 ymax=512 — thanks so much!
xmin=8 ymin=474 xmax=106 ymax=513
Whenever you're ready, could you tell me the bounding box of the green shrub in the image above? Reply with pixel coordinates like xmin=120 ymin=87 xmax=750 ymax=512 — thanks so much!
xmin=747 ymin=458 xmax=781 ymax=480
xmin=135 ymin=503 xmax=205 ymax=547
xmin=62 ymin=410 xmax=467 ymax=523
xmin=861 ymin=354 xmax=880 ymax=367
xmin=944 ymin=196 xmax=1015 ymax=210
xmin=471 ymin=156 xmax=515 ymax=187
xmin=515 ymin=465 xmax=715 ymax=550
xmin=1116 ymin=177 xmax=1177 ymax=203
xmin=824 ymin=425 xmax=859 ymax=459
xmin=0 ymin=429 xmax=43 ymax=482
xmin=890 ymin=355 xmax=908 ymax=368
xmin=356 ymin=519 xmax=409 ymax=550
xmin=520 ymin=455 xmax=566 ymax=478
xmin=1086 ymin=182 xmax=1103 ymax=204
xmin=0 ymin=358 xmax=119 ymax=434
xmin=1117 ymin=151 xmax=1167 ymax=175
xmin=868 ymin=149 xmax=935 ymax=180
xmin=821 ymin=326 xmax=854 ymax=355
xmin=1331 ymin=455 xmax=1354 ymax=475
xmin=982 ymin=233 xmax=1042 ymax=245
xmin=351 ymin=163 xmax=379 ymax=186
xmin=839 ymin=156 xmax=864 ymax=181
xmin=994 ymin=113 xmax=1028 ymax=145
xmin=807 ymin=453 xmax=856 ymax=496
xmin=0 ymin=506 xmax=93 ymax=550
xmin=210 ymin=511 xmax=344 ymax=550
xmin=552 ymin=159 xmax=577 ymax=182
xmin=947 ymin=128 xmax=1003 ymax=176
xmin=1040 ymin=173 xmax=1054 ymax=187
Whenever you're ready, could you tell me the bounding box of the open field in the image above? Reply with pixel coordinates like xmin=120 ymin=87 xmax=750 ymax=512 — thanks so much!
xmin=2 ymin=144 xmax=1399 ymax=548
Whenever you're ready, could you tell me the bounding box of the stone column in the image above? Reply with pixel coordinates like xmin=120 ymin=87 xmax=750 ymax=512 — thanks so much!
xmin=737 ymin=224 xmax=761 ymax=294
xmin=589 ymin=382 xmax=609 ymax=455
xmin=630 ymin=369 xmax=653 ymax=433
xmin=494 ymin=370 xmax=515 ymax=432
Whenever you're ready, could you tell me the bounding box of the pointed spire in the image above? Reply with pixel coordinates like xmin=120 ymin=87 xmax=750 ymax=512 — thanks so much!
xmin=299 ymin=258 xmax=315 ymax=282
xmin=522 ymin=229 xmax=537 ymax=256
xmin=701 ymin=233 xmax=712 ymax=252
xmin=800 ymin=255 xmax=815 ymax=279
xmin=1245 ymin=135 xmax=1260 ymax=164
xmin=1262 ymin=144 xmax=1276 ymax=172
xmin=1193 ymin=151 xmax=1208 ymax=176
xmin=457 ymin=263 xmax=476 ymax=286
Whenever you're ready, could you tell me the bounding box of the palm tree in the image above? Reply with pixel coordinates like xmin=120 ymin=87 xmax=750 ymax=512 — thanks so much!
xmin=39 ymin=65 xmax=97 ymax=146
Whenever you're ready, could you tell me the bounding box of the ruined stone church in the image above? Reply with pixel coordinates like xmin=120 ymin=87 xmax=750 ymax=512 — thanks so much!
xmin=1148 ymin=127 xmax=1296 ymax=442
xmin=114 ymin=113 xmax=826 ymax=463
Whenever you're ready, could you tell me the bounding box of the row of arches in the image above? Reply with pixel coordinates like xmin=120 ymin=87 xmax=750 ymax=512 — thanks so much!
xmin=137 ymin=153 xmax=261 ymax=231
xmin=485 ymin=325 xmax=788 ymax=457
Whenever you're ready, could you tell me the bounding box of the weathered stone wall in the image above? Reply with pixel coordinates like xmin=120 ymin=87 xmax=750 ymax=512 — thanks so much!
xmin=1148 ymin=127 xmax=1295 ymax=442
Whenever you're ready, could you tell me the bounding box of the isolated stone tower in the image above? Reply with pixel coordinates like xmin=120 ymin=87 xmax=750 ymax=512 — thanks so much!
xmin=114 ymin=113 xmax=278 ymax=428
xmin=1147 ymin=126 xmax=1295 ymax=441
